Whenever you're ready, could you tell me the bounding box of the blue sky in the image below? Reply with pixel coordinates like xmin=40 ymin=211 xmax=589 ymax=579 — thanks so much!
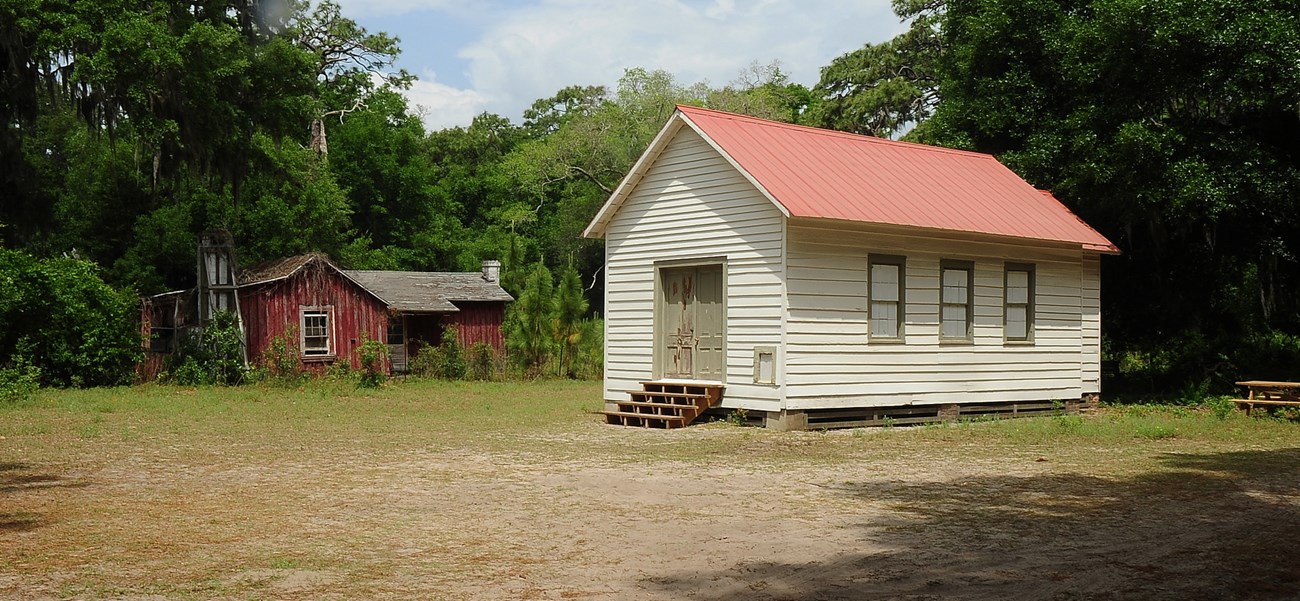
xmin=335 ymin=1 xmax=905 ymax=131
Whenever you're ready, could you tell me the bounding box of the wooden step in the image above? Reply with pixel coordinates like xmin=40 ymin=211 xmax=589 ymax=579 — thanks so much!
xmin=627 ymin=395 xmax=710 ymax=406
xmin=626 ymin=390 xmax=712 ymax=400
xmin=617 ymin=401 xmax=702 ymax=411
xmin=601 ymin=410 xmax=689 ymax=428
xmin=602 ymin=410 xmax=687 ymax=422
xmin=604 ymin=381 xmax=726 ymax=429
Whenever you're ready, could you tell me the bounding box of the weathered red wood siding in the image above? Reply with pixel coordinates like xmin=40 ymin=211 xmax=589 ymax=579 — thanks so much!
xmin=445 ymin=301 xmax=507 ymax=351
xmin=238 ymin=266 xmax=389 ymax=372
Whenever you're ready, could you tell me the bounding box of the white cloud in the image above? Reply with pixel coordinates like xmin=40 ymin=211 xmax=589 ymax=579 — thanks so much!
xmin=330 ymin=0 xmax=466 ymax=18
xmin=454 ymin=0 xmax=903 ymax=124
xmin=344 ymin=0 xmax=905 ymax=128
xmin=402 ymin=72 xmax=494 ymax=131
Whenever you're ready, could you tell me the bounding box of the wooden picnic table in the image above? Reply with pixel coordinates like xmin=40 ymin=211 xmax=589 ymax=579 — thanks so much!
xmin=1234 ymin=380 xmax=1300 ymax=415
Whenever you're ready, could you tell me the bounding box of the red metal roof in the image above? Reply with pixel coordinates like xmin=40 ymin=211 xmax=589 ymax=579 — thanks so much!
xmin=675 ymin=105 xmax=1118 ymax=253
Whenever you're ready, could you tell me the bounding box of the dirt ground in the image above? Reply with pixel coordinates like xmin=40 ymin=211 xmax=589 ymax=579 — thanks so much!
xmin=3 ymin=402 xmax=1300 ymax=600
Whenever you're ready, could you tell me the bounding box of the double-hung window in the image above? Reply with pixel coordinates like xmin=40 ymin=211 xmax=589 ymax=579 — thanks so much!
xmin=1004 ymin=264 xmax=1035 ymax=342
xmin=301 ymin=306 xmax=333 ymax=357
xmin=940 ymin=260 xmax=974 ymax=342
xmin=868 ymin=255 xmax=905 ymax=341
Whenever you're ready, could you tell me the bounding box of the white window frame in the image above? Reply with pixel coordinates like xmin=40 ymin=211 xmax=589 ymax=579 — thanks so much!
xmin=300 ymin=305 xmax=334 ymax=358
xmin=1004 ymin=263 xmax=1035 ymax=343
xmin=940 ymin=259 xmax=975 ymax=343
xmin=868 ymin=254 xmax=906 ymax=342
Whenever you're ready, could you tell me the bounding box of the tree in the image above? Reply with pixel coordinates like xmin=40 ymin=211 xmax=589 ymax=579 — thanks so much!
xmin=812 ymin=0 xmax=945 ymax=138
xmin=294 ymin=0 xmax=410 ymax=154
xmin=553 ymin=264 xmax=589 ymax=377
xmin=505 ymin=263 xmax=556 ymax=376
xmin=924 ymin=0 xmax=1300 ymax=387
xmin=709 ymin=61 xmax=815 ymax=124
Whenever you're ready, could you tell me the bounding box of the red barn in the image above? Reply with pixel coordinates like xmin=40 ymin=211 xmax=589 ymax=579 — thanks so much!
xmin=141 ymin=254 xmax=512 ymax=376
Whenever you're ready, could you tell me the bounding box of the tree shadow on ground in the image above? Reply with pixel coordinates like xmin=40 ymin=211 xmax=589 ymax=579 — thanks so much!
xmin=1 ymin=461 xmax=90 ymax=532
xmin=645 ymin=448 xmax=1300 ymax=601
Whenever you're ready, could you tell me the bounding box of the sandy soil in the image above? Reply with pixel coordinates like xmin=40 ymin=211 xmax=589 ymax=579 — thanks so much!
xmin=3 ymin=422 xmax=1299 ymax=600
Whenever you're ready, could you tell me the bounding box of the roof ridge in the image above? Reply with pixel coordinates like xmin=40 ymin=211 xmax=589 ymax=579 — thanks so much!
xmin=675 ymin=104 xmax=996 ymax=160
xmin=344 ymin=269 xmax=486 ymax=276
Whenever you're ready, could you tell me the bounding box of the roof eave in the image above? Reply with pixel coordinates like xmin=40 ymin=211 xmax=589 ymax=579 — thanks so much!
xmin=787 ymin=215 xmax=1119 ymax=254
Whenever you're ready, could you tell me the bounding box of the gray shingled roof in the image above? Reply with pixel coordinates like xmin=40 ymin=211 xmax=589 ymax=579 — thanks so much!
xmin=343 ymin=270 xmax=513 ymax=313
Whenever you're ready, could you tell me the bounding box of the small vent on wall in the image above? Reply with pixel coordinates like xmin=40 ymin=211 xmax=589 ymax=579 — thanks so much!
xmin=753 ymin=347 xmax=776 ymax=385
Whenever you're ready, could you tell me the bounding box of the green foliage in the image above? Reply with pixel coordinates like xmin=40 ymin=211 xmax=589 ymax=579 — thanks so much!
xmin=432 ymin=325 xmax=468 ymax=380
xmin=726 ymin=407 xmax=750 ymax=427
xmin=1204 ymin=397 xmax=1237 ymax=421
xmin=0 ymin=355 xmax=41 ymax=405
xmin=553 ymin=264 xmax=589 ymax=378
xmin=407 ymin=326 xmax=470 ymax=380
xmin=812 ymin=0 xmax=944 ymax=137
xmin=467 ymin=342 xmax=497 ymax=381
xmin=326 ymin=359 xmax=355 ymax=382
xmin=163 ymin=310 xmax=246 ymax=386
xmin=506 ymin=263 xmax=556 ymax=376
xmin=256 ymin=328 xmax=306 ymax=386
xmin=406 ymin=341 xmax=437 ymax=378
xmin=0 ymin=249 xmax=141 ymax=387
xmin=228 ymin=133 xmax=354 ymax=266
xmin=357 ymin=335 xmax=389 ymax=388
xmin=575 ymin=319 xmax=604 ymax=380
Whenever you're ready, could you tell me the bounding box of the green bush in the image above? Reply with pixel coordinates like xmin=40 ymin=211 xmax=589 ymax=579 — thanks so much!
xmin=409 ymin=325 xmax=468 ymax=380
xmin=357 ymin=335 xmax=389 ymax=388
xmin=0 ymin=355 xmax=41 ymax=404
xmin=162 ymin=310 xmax=246 ymax=385
xmin=572 ymin=318 xmax=603 ymax=380
xmin=0 ymin=249 xmax=141 ymax=387
xmin=433 ymin=325 xmax=466 ymax=380
xmin=1204 ymin=396 xmax=1237 ymax=421
xmin=259 ymin=327 xmax=305 ymax=385
xmin=407 ymin=340 xmax=437 ymax=378
xmin=468 ymin=342 xmax=496 ymax=381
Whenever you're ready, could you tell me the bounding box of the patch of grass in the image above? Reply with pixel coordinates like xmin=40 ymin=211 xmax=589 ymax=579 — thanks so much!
xmin=2 ymin=385 xmax=1299 ymax=600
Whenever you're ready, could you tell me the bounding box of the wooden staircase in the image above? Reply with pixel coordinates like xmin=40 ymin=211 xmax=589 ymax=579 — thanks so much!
xmin=602 ymin=381 xmax=725 ymax=428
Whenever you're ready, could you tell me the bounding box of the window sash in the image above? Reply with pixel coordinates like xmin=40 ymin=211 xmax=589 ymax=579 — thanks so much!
xmin=940 ymin=261 xmax=973 ymax=341
xmin=868 ymin=256 xmax=905 ymax=340
xmin=301 ymin=308 xmax=331 ymax=356
xmin=1005 ymin=265 xmax=1034 ymax=342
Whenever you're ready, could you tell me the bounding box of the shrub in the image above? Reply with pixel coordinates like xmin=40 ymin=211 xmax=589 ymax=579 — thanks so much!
xmin=572 ymin=318 xmax=603 ymax=380
xmin=433 ymin=325 xmax=466 ymax=379
xmin=407 ymin=341 xmax=437 ymax=378
xmin=468 ymin=342 xmax=496 ymax=381
xmin=357 ymin=335 xmax=388 ymax=388
xmin=1204 ymin=396 xmax=1237 ymax=421
xmin=0 ymin=249 xmax=141 ymax=387
xmin=0 ymin=355 xmax=41 ymax=404
xmin=260 ymin=327 xmax=305 ymax=384
xmin=162 ymin=310 xmax=246 ymax=385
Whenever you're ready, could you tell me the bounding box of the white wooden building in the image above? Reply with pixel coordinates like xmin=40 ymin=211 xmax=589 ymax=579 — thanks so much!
xmin=583 ymin=106 xmax=1119 ymax=429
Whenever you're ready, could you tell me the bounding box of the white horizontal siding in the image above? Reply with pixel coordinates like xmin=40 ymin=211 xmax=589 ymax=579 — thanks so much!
xmin=602 ymin=128 xmax=785 ymax=411
xmin=1081 ymin=253 xmax=1102 ymax=392
xmin=785 ymin=223 xmax=1088 ymax=410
